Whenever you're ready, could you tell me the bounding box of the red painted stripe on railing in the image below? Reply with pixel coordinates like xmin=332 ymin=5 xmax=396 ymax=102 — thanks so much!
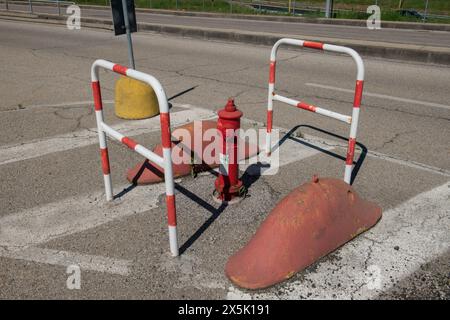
xmin=297 ymin=102 xmax=317 ymax=112
xmin=346 ymin=138 xmax=356 ymax=165
xmin=269 ymin=61 xmax=276 ymax=84
xmin=303 ymin=41 xmax=324 ymax=50
xmin=112 ymin=64 xmax=128 ymax=75
xmin=100 ymin=148 xmax=110 ymax=175
xmin=267 ymin=110 xmax=273 ymax=133
xmin=353 ymin=80 xmax=364 ymax=108
xmin=166 ymin=195 xmax=177 ymax=226
xmin=92 ymin=81 xmax=102 ymax=111
xmin=121 ymin=137 xmax=138 ymax=150
xmin=160 ymin=112 xmax=172 ymax=149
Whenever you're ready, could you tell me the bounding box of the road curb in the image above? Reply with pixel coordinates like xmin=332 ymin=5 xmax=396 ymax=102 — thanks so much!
xmin=3 ymin=1 xmax=450 ymax=31
xmin=18 ymin=1 xmax=450 ymax=32
xmin=127 ymin=7 xmax=450 ymax=32
xmin=1 ymin=10 xmax=449 ymax=65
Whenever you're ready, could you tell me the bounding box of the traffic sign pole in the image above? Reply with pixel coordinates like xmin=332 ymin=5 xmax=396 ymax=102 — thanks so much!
xmin=325 ymin=0 xmax=333 ymax=18
xmin=121 ymin=0 xmax=136 ymax=69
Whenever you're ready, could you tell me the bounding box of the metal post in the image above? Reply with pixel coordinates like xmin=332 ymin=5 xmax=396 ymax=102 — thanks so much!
xmin=29 ymin=0 xmax=33 ymax=13
xmin=325 ymin=0 xmax=333 ymax=18
xmin=293 ymin=0 xmax=296 ymax=15
xmin=423 ymin=0 xmax=429 ymax=23
xmin=230 ymin=0 xmax=232 ymax=13
xmin=121 ymin=0 xmax=136 ymax=69
xmin=176 ymin=0 xmax=178 ymax=10
xmin=57 ymin=0 xmax=61 ymax=16
xmin=5 ymin=0 xmax=8 ymax=11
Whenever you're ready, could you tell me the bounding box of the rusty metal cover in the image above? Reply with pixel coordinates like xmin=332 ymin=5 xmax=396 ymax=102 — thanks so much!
xmin=225 ymin=176 xmax=382 ymax=290
xmin=127 ymin=120 xmax=259 ymax=185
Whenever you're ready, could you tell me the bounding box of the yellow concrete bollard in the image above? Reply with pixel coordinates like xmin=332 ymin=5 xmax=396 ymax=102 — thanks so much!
xmin=114 ymin=76 xmax=159 ymax=119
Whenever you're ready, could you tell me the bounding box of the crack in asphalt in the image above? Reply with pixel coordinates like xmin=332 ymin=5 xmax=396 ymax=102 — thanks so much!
xmin=52 ymin=107 xmax=94 ymax=132
xmin=348 ymin=240 xmax=375 ymax=299
xmin=146 ymin=54 xmax=305 ymax=98
xmin=374 ymin=129 xmax=418 ymax=151
xmin=29 ymin=45 xmax=67 ymax=59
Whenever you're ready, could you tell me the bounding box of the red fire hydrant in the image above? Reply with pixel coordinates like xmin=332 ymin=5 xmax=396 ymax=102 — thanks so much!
xmin=213 ymin=98 xmax=245 ymax=203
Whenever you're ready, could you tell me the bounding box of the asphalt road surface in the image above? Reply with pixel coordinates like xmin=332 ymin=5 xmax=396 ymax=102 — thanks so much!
xmin=0 ymin=20 xmax=449 ymax=299
xmin=3 ymin=2 xmax=450 ymax=48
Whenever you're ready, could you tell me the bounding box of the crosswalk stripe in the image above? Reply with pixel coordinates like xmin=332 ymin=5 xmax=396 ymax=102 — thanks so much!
xmin=1 ymin=102 xmax=447 ymax=284
xmin=0 ymin=104 xmax=216 ymax=166
xmin=0 ymin=183 xmax=165 ymax=248
xmin=0 ymin=246 xmax=132 ymax=276
xmin=240 ymin=118 xmax=450 ymax=177
xmin=0 ymin=183 xmax=166 ymax=275
xmin=240 ymin=132 xmax=334 ymax=175
xmin=2 ymin=100 xmax=114 ymax=113
xmin=305 ymin=82 xmax=450 ymax=111
xmin=0 ymin=109 xmax=327 ymax=274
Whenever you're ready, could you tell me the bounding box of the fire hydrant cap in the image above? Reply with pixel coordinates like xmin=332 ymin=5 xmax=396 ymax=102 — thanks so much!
xmin=218 ymin=98 xmax=243 ymax=120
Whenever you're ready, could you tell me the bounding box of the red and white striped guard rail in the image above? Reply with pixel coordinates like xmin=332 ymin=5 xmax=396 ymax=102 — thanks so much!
xmin=265 ymin=38 xmax=365 ymax=184
xmin=91 ymin=59 xmax=178 ymax=257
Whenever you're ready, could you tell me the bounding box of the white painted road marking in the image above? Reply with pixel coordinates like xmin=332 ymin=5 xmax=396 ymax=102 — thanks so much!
xmin=240 ymin=130 xmax=334 ymax=176
xmin=0 ymin=183 xmax=164 ymax=248
xmin=0 ymin=103 xmax=213 ymax=275
xmin=227 ymin=182 xmax=450 ymax=300
xmin=0 ymin=115 xmax=328 ymax=275
xmin=0 ymin=247 xmax=132 ymax=276
xmin=0 ymin=183 xmax=166 ymax=275
xmin=1 ymin=103 xmax=448 ymax=285
xmin=2 ymin=100 xmax=114 ymax=113
xmin=298 ymin=132 xmax=450 ymax=177
xmin=305 ymin=82 xmax=450 ymax=111
xmin=0 ymin=104 xmax=216 ymax=166
xmin=241 ymin=117 xmax=450 ymax=177
xmin=2 ymin=102 xmax=447 ymax=177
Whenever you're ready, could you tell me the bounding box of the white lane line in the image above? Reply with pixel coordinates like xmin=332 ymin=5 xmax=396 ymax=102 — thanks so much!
xmin=298 ymin=133 xmax=450 ymax=177
xmin=0 ymin=183 xmax=165 ymax=248
xmin=2 ymin=101 xmax=446 ymax=177
xmin=0 ymin=113 xmax=328 ymax=274
xmin=227 ymin=182 xmax=450 ymax=300
xmin=305 ymin=82 xmax=450 ymax=111
xmin=240 ymin=130 xmax=334 ymax=176
xmin=1 ymin=100 xmax=114 ymax=113
xmin=0 ymin=183 xmax=166 ymax=275
xmin=241 ymin=117 xmax=450 ymax=177
xmin=0 ymin=131 xmax=325 ymax=248
xmin=0 ymin=104 xmax=216 ymax=166
xmin=367 ymin=149 xmax=450 ymax=177
xmin=1 ymin=103 xmax=446 ymax=278
xmin=0 ymin=247 xmax=132 ymax=276
xmin=0 ymin=103 xmax=212 ymax=275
